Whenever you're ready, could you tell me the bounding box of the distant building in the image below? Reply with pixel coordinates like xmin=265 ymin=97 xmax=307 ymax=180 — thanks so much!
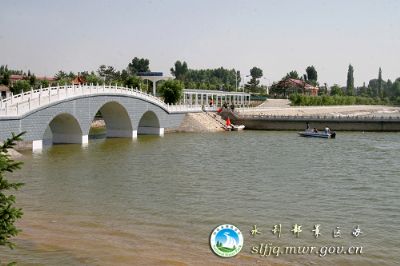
xmin=9 ymin=74 xmax=56 ymax=86
xmin=274 ymin=78 xmax=319 ymax=96
xmin=0 ymin=85 xmax=11 ymax=99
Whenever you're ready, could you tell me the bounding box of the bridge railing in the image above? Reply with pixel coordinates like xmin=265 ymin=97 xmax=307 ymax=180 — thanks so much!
xmin=0 ymin=84 xmax=202 ymax=116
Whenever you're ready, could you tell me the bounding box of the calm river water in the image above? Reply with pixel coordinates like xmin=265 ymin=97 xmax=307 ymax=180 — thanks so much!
xmin=1 ymin=131 xmax=399 ymax=266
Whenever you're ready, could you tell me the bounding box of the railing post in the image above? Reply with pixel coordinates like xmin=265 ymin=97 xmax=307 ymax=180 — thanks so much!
xmin=16 ymin=102 xmax=19 ymax=115
xmin=38 ymin=93 xmax=41 ymax=106
xmin=48 ymin=87 xmax=51 ymax=103
xmin=28 ymin=97 xmax=31 ymax=111
xmin=57 ymin=85 xmax=60 ymax=100
xmin=10 ymin=92 xmax=13 ymax=104
xmin=5 ymin=102 xmax=7 ymax=116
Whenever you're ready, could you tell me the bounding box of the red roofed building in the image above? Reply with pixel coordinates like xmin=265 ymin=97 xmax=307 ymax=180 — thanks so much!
xmin=274 ymin=78 xmax=319 ymax=96
xmin=72 ymin=76 xmax=85 ymax=85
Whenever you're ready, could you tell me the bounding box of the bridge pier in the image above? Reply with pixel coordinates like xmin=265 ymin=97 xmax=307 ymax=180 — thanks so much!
xmin=138 ymin=127 xmax=164 ymax=136
xmin=32 ymin=134 xmax=89 ymax=151
xmin=106 ymin=129 xmax=138 ymax=138
xmin=32 ymin=140 xmax=43 ymax=151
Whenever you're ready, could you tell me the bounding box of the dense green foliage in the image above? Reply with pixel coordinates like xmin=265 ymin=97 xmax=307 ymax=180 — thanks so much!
xmin=11 ymin=80 xmax=30 ymax=94
xmin=127 ymin=57 xmax=150 ymax=75
xmin=289 ymin=93 xmax=393 ymax=106
xmin=346 ymin=64 xmax=355 ymax=95
xmin=0 ymin=132 xmax=24 ymax=250
xmin=170 ymin=60 xmax=241 ymax=91
xmin=170 ymin=61 xmax=188 ymax=81
xmin=305 ymin=65 xmax=318 ymax=84
xmin=159 ymin=80 xmax=184 ymax=104
xmin=286 ymin=70 xmax=299 ymax=79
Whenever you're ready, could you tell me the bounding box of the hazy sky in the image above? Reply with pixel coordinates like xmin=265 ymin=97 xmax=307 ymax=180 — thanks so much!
xmin=1 ymin=0 xmax=399 ymax=86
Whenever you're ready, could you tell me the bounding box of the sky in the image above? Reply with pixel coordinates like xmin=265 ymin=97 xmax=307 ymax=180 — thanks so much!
xmin=1 ymin=0 xmax=399 ymax=87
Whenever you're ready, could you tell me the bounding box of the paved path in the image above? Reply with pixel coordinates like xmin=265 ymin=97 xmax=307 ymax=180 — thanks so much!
xmin=257 ymin=99 xmax=290 ymax=108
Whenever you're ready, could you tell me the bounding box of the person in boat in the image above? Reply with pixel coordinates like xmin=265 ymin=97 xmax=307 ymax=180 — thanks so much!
xmin=313 ymin=128 xmax=318 ymax=133
xmin=325 ymin=127 xmax=331 ymax=134
xmin=306 ymin=122 xmax=310 ymax=131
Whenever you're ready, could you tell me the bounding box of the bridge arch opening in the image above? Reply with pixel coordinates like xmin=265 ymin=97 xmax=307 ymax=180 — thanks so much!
xmin=43 ymin=113 xmax=83 ymax=145
xmin=138 ymin=111 xmax=163 ymax=136
xmin=90 ymin=101 xmax=134 ymax=138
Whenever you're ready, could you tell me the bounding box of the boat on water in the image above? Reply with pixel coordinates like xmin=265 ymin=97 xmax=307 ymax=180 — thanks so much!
xmin=298 ymin=123 xmax=336 ymax=138
xmin=231 ymin=124 xmax=245 ymax=131
xmin=298 ymin=130 xmax=336 ymax=138
xmin=224 ymin=117 xmax=245 ymax=131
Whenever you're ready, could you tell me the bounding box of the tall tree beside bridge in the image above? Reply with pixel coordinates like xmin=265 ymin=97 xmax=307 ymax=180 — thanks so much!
xmin=0 ymin=132 xmax=25 ymax=251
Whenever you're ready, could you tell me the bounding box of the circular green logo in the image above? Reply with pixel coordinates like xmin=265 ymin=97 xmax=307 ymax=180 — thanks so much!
xmin=210 ymin=224 xmax=243 ymax=257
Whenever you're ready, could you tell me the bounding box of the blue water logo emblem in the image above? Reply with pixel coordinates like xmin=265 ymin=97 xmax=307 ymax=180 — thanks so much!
xmin=210 ymin=224 xmax=243 ymax=257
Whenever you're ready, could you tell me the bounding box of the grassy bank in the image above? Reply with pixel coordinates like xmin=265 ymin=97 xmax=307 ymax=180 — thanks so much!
xmin=289 ymin=94 xmax=400 ymax=106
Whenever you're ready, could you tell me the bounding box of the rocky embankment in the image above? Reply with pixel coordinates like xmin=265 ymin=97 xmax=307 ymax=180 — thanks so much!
xmin=173 ymin=112 xmax=226 ymax=133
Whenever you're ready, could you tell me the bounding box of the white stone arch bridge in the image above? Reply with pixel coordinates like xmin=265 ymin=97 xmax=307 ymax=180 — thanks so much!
xmin=0 ymin=84 xmax=201 ymax=151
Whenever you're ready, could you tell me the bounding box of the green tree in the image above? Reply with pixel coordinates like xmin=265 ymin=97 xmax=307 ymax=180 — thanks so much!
xmin=29 ymin=74 xmax=36 ymax=86
xmin=0 ymin=71 xmax=10 ymax=86
xmin=306 ymin=66 xmax=318 ymax=83
xmin=0 ymin=132 xmax=25 ymax=250
xmin=378 ymin=67 xmax=383 ymax=98
xmin=12 ymin=80 xmax=30 ymax=94
xmin=38 ymin=79 xmax=49 ymax=88
xmin=250 ymin=66 xmax=263 ymax=79
xmin=246 ymin=66 xmax=263 ymax=93
xmin=97 ymin=65 xmax=118 ymax=83
xmin=170 ymin=61 xmax=188 ymax=81
xmin=127 ymin=57 xmax=150 ymax=75
xmin=159 ymin=80 xmax=183 ymax=104
xmin=123 ymin=76 xmax=142 ymax=88
xmin=346 ymin=64 xmax=355 ymax=96
xmin=286 ymin=70 xmax=299 ymax=79
xmin=330 ymin=84 xmax=344 ymax=96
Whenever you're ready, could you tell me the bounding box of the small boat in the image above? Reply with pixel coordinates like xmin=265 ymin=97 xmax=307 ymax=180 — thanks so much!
xmin=231 ymin=124 xmax=245 ymax=131
xmin=224 ymin=117 xmax=245 ymax=131
xmin=298 ymin=130 xmax=336 ymax=139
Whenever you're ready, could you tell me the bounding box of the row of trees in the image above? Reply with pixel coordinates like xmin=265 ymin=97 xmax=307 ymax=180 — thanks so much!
xmin=271 ymin=64 xmax=400 ymax=105
xmin=0 ymin=65 xmax=52 ymax=94
xmin=329 ymin=65 xmax=400 ymax=105
xmin=170 ymin=61 xmax=266 ymax=93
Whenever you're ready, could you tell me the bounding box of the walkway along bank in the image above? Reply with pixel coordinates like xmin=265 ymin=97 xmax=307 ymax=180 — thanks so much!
xmin=221 ymin=110 xmax=400 ymax=131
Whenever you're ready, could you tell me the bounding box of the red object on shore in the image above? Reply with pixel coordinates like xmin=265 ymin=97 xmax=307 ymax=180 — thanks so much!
xmin=226 ymin=117 xmax=231 ymax=126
